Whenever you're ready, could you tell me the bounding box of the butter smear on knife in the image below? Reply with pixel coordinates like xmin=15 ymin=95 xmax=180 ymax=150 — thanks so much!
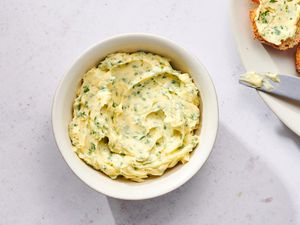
xmin=239 ymin=71 xmax=280 ymax=91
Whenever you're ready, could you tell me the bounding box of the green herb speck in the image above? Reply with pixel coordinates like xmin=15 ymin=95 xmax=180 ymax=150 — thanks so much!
xmin=77 ymin=111 xmax=86 ymax=117
xmin=259 ymin=10 xmax=270 ymax=24
xmin=274 ymin=27 xmax=281 ymax=35
xmin=83 ymin=85 xmax=90 ymax=93
xmin=88 ymin=142 xmax=96 ymax=154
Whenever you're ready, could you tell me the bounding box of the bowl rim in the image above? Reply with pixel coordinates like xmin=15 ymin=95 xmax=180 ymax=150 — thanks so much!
xmin=52 ymin=33 xmax=219 ymax=200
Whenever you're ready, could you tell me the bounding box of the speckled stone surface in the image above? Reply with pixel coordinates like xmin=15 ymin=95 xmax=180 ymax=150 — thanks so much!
xmin=1 ymin=0 xmax=300 ymax=224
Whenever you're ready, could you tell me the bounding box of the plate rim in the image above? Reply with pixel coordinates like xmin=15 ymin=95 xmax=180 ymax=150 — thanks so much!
xmin=229 ymin=0 xmax=300 ymax=136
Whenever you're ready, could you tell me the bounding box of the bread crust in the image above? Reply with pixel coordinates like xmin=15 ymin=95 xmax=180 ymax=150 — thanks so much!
xmin=250 ymin=6 xmax=300 ymax=50
xmin=296 ymin=45 xmax=300 ymax=73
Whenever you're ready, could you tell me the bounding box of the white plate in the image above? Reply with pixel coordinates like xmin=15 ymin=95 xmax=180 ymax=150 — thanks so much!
xmin=230 ymin=0 xmax=300 ymax=136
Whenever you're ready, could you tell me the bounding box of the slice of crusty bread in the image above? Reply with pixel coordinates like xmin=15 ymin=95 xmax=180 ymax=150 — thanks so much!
xmin=250 ymin=8 xmax=300 ymax=50
xmin=296 ymin=45 xmax=300 ymax=73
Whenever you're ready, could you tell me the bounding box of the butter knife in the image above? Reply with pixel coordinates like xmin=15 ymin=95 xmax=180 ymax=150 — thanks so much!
xmin=239 ymin=74 xmax=300 ymax=102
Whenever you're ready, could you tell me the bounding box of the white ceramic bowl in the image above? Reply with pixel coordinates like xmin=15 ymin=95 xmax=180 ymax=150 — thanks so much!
xmin=52 ymin=33 xmax=218 ymax=200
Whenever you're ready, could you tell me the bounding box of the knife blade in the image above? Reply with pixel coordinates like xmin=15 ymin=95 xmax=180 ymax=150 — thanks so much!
xmin=239 ymin=74 xmax=300 ymax=102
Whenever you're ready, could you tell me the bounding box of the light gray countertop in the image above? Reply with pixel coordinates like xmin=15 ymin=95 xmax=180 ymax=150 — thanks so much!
xmin=1 ymin=0 xmax=300 ymax=224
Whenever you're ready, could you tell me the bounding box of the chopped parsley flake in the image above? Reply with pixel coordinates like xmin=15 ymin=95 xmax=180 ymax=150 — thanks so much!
xmin=88 ymin=143 xmax=96 ymax=154
xmin=139 ymin=135 xmax=146 ymax=140
xmin=259 ymin=10 xmax=270 ymax=24
xmin=274 ymin=27 xmax=281 ymax=35
xmin=83 ymin=85 xmax=90 ymax=93
xmin=77 ymin=111 xmax=86 ymax=117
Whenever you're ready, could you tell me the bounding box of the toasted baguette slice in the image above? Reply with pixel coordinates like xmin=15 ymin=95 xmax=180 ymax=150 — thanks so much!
xmin=296 ymin=45 xmax=300 ymax=73
xmin=250 ymin=9 xmax=300 ymax=50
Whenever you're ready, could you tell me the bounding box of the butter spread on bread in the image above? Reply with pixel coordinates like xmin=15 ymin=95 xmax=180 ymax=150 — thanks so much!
xmin=255 ymin=0 xmax=300 ymax=46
